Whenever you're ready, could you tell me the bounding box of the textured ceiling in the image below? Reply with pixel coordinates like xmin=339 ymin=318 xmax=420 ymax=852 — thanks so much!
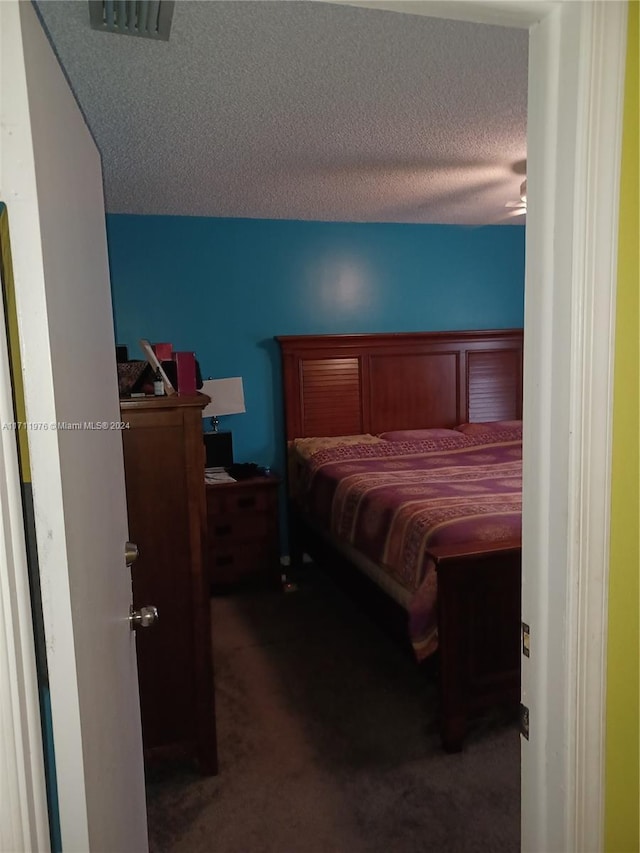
xmin=35 ymin=1 xmax=528 ymax=225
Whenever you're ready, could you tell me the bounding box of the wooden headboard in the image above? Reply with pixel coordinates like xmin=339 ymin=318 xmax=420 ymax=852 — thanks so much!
xmin=276 ymin=329 xmax=523 ymax=441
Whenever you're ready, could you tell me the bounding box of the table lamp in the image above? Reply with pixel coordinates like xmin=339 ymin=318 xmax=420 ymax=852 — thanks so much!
xmin=201 ymin=377 xmax=246 ymax=432
xmin=201 ymin=377 xmax=245 ymax=469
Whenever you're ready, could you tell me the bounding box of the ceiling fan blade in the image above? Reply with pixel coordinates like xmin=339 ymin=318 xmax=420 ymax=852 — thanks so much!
xmin=375 ymin=176 xmax=507 ymax=219
xmin=495 ymin=209 xmax=527 ymax=223
xmin=461 ymin=207 xmax=527 ymax=228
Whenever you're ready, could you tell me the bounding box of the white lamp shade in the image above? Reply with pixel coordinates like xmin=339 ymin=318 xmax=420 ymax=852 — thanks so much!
xmin=201 ymin=377 xmax=246 ymax=418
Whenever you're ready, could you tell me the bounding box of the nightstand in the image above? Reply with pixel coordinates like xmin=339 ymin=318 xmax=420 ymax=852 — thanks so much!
xmin=206 ymin=474 xmax=281 ymax=588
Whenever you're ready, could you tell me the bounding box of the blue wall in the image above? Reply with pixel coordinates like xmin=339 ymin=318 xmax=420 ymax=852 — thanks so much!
xmin=108 ymin=215 xmax=525 ymax=509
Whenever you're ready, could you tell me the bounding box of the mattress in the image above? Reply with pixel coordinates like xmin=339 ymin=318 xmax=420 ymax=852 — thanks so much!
xmin=293 ymin=426 xmax=523 ymax=659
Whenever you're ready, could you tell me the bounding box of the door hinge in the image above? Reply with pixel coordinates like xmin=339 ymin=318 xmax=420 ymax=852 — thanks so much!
xmin=520 ymin=703 xmax=530 ymax=740
xmin=522 ymin=621 xmax=530 ymax=658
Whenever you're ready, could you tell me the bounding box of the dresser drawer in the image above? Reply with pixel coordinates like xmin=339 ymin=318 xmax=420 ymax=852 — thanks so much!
xmin=207 ymin=485 xmax=275 ymax=516
xmin=208 ymin=512 xmax=272 ymax=544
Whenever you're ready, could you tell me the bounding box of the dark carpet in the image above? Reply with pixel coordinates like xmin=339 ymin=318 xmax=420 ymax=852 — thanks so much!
xmin=146 ymin=566 xmax=520 ymax=853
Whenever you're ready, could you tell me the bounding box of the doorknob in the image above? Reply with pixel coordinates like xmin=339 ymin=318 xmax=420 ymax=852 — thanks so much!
xmin=125 ymin=541 xmax=139 ymax=567
xmin=129 ymin=605 xmax=158 ymax=630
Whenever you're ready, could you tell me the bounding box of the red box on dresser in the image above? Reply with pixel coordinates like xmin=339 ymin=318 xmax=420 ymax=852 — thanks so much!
xmin=174 ymin=351 xmax=197 ymax=395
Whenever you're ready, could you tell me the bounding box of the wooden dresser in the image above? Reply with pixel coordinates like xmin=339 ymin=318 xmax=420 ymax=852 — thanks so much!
xmin=206 ymin=474 xmax=281 ymax=588
xmin=120 ymin=394 xmax=217 ymax=774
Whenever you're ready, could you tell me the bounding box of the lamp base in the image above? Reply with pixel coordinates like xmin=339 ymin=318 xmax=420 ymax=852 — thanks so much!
xmin=203 ymin=430 xmax=233 ymax=469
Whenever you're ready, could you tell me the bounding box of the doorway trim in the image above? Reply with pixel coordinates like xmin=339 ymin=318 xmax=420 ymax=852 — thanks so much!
xmin=522 ymin=4 xmax=626 ymax=851
xmin=0 ymin=3 xmax=51 ymax=848
xmin=0 ymin=223 xmax=50 ymax=852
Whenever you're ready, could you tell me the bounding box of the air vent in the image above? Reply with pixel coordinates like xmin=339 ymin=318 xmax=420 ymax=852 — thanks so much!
xmin=88 ymin=1 xmax=175 ymax=41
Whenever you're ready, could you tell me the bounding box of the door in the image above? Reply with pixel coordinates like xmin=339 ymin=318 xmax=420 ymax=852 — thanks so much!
xmin=0 ymin=3 xmax=148 ymax=851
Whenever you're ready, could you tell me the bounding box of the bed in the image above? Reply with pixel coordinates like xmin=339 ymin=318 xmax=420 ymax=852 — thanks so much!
xmin=276 ymin=329 xmax=523 ymax=751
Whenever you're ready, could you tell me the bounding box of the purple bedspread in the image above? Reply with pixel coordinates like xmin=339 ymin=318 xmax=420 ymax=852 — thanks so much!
xmin=299 ymin=429 xmax=522 ymax=659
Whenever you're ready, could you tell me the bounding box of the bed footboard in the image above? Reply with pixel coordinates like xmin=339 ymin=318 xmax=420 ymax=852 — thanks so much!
xmin=428 ymin=541 xmax=522 ymax=752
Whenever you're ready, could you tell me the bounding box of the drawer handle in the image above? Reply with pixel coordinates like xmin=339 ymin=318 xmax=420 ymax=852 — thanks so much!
xmin=215 ymin=555 xmax=234 ymax=567
xmin=237 ymin=497 xmax=256 ymax=509
xmin=215 ymin=524 xmax=232 ymax=536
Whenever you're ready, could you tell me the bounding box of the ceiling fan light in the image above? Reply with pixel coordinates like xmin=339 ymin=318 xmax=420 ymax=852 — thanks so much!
xmin=520 ymin=179 xmax=527 ymax=203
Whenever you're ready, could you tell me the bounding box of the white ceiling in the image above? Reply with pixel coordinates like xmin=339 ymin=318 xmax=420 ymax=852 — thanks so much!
xmin=35 ymin=0 xmax=528 ymax=225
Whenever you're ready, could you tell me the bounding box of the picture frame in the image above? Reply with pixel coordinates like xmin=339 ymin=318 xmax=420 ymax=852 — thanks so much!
xmin=139 ymin=338 xmax=176 ymax=395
